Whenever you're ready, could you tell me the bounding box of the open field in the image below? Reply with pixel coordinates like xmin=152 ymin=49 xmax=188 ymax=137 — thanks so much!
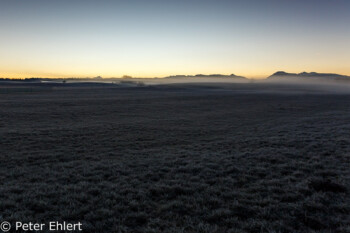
xmin=1 ymin=83 xmax=350 ymax=232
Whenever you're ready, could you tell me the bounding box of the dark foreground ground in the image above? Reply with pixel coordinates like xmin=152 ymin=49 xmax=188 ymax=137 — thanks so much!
xmin=1 ymin=83 xmax=350 ymax=232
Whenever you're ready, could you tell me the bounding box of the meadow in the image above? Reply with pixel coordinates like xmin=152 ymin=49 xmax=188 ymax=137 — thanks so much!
xmin=0 ymin=83 xmax=349 ymax=232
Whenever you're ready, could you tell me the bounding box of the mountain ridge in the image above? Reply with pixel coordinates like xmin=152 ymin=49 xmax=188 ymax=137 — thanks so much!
xmin=164 ymin=74 xmax=247 ymax=79
xmin=268 ymin=71 xmax=350 ymax=82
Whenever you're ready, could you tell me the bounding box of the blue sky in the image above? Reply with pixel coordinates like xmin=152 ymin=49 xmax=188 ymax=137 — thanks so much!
xmin=1 ymin=0 xmax=349 ymax=78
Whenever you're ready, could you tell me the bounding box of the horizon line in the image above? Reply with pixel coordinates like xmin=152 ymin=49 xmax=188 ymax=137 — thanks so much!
xmin=1 ymin=71 xmax=350 ymax=80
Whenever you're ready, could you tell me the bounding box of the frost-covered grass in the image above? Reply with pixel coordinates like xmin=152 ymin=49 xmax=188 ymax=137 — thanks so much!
xmin=0 ymin=85 xmax=349 ymax=232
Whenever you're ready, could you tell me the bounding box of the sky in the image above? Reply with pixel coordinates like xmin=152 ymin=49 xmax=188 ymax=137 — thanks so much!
xmin=0 ymin=0 xmax=349 ymax=79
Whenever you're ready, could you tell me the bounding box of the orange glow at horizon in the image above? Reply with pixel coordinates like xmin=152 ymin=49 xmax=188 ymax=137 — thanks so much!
xmin=2 ymin=66 xmax=350 ymax=80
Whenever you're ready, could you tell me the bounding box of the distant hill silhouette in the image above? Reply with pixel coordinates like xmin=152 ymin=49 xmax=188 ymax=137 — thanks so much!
xmin=2 ymin=72 xmax=350 ymax=84
xmin=268 ymin=71 xmax=350 ymax=82
xmin=165 ymin=74 xmax=247 ymax=79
